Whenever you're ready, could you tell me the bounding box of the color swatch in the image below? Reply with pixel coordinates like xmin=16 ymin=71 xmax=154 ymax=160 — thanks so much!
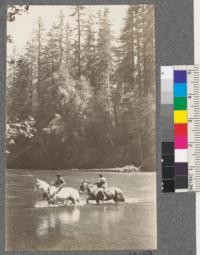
xmin=161 ymin=66 xmax=175 ymax=192
xmin=161 ymin=65 xmax=200 ymax=192
xmin=173 ymin=68 xmax=188 ymax=192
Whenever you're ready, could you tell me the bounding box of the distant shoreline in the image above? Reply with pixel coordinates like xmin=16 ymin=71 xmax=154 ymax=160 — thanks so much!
xmin=7 ymin=168 xmax=155 ymax=173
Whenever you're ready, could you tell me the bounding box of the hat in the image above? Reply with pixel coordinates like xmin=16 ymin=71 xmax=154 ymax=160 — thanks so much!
xmin=57 ymin=173 xmax=62 ymax=176
xmin=99 ymin=174 xmax=103 ymax=177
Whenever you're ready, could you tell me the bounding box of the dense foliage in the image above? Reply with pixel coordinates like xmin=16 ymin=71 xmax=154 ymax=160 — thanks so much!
xmin=7 ymin=5 xmax=155 ymax=171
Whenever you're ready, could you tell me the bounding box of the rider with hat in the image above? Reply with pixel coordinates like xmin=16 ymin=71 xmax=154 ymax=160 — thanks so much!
xmin=97 ymin=174 xmax=108 ymax=200
xmin=51 ymin=173 xmax=65 ymax=198
xmin=47 ymin=174 xmax=66 ymax=204
xmin=55 ymin=173 xmax=65 ymax=188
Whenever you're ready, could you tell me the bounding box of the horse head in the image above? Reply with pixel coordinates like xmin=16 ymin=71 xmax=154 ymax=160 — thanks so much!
xmin=34 ymin=179 xmax=41 ymax=192
xmin=34 ymin=178 xmax=49 ymax=193
xmin=79 ymin=180 xmax=97 ymax=195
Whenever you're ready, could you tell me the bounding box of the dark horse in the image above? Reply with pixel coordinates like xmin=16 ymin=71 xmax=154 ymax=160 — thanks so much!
xmin=79 ymin=179 xmax=125 ymax=204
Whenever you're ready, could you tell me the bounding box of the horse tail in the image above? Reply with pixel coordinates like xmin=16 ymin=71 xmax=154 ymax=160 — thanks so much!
xmin=119 ymin=193 xmax=125 ymax=202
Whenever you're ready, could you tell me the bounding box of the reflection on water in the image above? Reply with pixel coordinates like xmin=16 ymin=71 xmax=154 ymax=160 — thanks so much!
xmin=100 ymin=206 xmax=124 ymax=235
xmin=36 ymin=207 xmax=80 ymax=237
xmin=36 ymin=204 xmax=124 ymax=238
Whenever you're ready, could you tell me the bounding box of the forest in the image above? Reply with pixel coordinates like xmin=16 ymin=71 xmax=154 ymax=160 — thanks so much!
xmin=6 ymin=5 xmax=155 ymax=171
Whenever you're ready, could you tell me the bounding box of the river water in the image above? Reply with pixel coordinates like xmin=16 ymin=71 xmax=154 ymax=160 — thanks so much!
xmin=6 ymin=169 xmax=156 ymax=251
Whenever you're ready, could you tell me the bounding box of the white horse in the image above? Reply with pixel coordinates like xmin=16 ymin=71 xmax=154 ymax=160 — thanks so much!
xmin=34 ymin=178 xmax=80 ymax=205
xmin=34 ymin=178 xmax=50 ymax=201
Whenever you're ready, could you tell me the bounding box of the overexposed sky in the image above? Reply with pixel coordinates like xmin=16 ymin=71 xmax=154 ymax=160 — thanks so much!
xmin=7 ymin=5 xmax=129 ymax=56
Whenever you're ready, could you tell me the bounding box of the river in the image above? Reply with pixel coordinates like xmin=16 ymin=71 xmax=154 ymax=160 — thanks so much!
xmin=6 ymin=169 xmax=156 ymax=251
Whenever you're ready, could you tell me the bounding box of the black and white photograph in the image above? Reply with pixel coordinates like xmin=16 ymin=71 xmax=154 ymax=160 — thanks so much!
xmin=6 ymin=4 xmax=156 ymax=251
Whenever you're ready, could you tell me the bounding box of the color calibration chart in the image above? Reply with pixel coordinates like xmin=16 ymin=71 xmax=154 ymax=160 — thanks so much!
xmin=161 ymin=65 xmax=200 ymax=192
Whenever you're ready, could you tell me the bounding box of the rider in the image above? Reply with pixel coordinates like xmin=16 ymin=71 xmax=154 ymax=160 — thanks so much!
xmin=50 ymin=174 xmax=65 ymax=200
xmin=54 ymin=173 xmax=65 ymax=190
xmin=97 ymin=174 xmax=108 ymax=200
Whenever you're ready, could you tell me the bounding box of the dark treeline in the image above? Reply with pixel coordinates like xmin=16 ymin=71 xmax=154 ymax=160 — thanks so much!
xmin=6 ymin=5 xmax=155 ymax=171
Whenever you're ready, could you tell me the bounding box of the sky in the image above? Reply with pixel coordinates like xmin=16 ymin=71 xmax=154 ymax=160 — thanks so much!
xmin=7 ymin=5 xmax=129 ymax=56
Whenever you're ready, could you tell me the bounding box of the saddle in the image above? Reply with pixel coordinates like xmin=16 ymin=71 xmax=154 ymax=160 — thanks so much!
xmin=54 ymin=185 xmax=62 ymax=195
xmin=48 ymin=185 xmax=62 ymax=198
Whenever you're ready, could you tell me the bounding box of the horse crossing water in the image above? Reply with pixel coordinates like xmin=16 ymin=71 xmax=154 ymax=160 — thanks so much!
xmin=34 ymin=178 xmax=125 ymax=206
xmin=34 ymin=179 xmax=80 ymax=205
xmin=79 ymin=179 xmax=125 ymax=204
xmin=7 ymin=170 xmax=156 ymax=250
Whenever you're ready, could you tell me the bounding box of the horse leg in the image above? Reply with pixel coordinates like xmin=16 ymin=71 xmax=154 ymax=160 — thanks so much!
xmin=120 ymin=193 xmax=125 ymax=202
xmin=113 ymin=190 xmax=119 ymax=203
xmin=51 ymin=195 xmax=56 ymax=204
xmin=48 ymin=198 xmax=55 ymax=205
xmin=69 ymin=197 xmax=76 ymax=205
xmin=113 ymin=198 xmax=119 ymax=204
xmin=64 ymin=199 xmax=68 ymax=205
xmin=43 ymin=193 xmax=46 ymax=200
xmin=113 ymin=196 xmax=118 ymax=203
xmin=86 ymin=195 xmax=92 ymax=204
xmin=70 ymin=197 xmax=80 ymax=205
xmin=113 ymin=191 xmax=125 ymax=203
xmin=97 ymin=190 xmax=105 ymax=202
xmin=51 ymin=198 xmax=56 ymax=204
xmin=117 ymin=192 xmax=125 ymax=202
